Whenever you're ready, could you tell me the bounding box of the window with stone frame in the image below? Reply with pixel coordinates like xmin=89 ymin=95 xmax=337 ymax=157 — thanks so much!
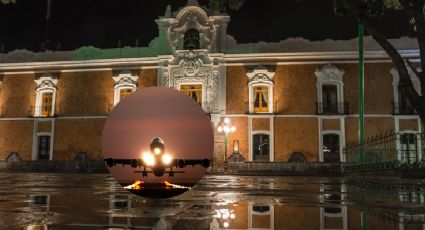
xmin=112 ymin=70 xmax=139 ymax=106
xmin=253 ymin=85 xmax=269 ymax=113
xmin=247 ymin=67 xmax=275 ymax=114
xmin=34 ymin=73 xmax=58 ymax=117
xmin=180 ymin=84 xmax=202 ymax=106
xmin=40 ymin=92 xmax=53 ymax=117
xmin=399 ymin=133 xmax=419 ymax=163
xmin=119 ymin=88 xmax=134 ymax=101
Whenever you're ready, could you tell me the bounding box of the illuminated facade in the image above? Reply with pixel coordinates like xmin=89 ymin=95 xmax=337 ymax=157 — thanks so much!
xmin=0 ymin=1 xmax=422 ymax=169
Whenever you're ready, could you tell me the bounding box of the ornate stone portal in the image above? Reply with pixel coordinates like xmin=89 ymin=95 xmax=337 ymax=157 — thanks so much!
xmin=160 ymin=50 xmax=222 ymax=113
xmin=157 ymin=3 xmax=226 ymax=114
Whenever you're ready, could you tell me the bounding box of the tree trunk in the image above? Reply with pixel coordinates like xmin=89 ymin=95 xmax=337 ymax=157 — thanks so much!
xmin=340 ymin=0 xmax=425 ymax=123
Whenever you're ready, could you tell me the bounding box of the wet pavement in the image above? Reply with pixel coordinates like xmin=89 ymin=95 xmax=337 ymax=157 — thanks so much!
xmin=0 ymin=173 xmax=424 ymax=229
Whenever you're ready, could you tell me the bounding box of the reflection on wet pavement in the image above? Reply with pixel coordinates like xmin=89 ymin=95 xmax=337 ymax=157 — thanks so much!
xmin=0 ymin=173 xmax=424 ymax=229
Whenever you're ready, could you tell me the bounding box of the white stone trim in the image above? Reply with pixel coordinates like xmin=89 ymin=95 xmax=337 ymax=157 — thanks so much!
xmin=321 ymin=130 xmax=343 ymax=163
xmin=315 ymin=64 xmax=345 ymax=114
xmin=32 ymin=130 xmax=53 ymax=161
xmin=318 ymin=118 xmax=323 ymax=162
xmin=319 ymin=184 xmax=347 ymax=230
xmin=248 ymin=116 xmax=252 ymax=161
xmin=340 ymin=118 xmax=346 ymax=162
xmin=396 ymin=129 xmax=422 ymax=162
xmin=319 ymin=117 xmax=345 ymax=163
xmin=247 ymin=67 xmax=275 ymax=113
xmin=0 ymin=113 xmax=419 ymax=121
xmin=270 ymin=117 xmax=274 ymax=162
xmin=34 ymin=73 xmax=58 ymax=117
xmin=250 ymin=130 xmax=273 ymax=162
xmin=391 ymin=67 xmax=422 ymax=114
xmin=29 ymin=194 xmax=50 ymax=213
xmin=112 ymin=70 xmax=139 ymax=106
xmin=394 ymin=116 xmax=422 ymax=162
xmin=247 ymin=205 xmax=275 ymax=230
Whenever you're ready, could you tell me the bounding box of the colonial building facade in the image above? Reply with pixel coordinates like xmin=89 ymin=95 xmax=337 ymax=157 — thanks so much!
xmin=0 ymin=1 xmax=422 ymax=169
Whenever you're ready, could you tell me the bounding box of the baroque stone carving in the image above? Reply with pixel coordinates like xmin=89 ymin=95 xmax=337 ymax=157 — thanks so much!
xmin=315 ymin=64 xmax=345 ymax=82
xmin=247 ymin=66 xmax=275 ymax=84
xmin=35 ymin=73 xmax=58 ymax=90
xmin=112 ymin=69 xmax=139 ymax=88
xmin=161 ymin=50 xmax=220 ymax=112
xmin=167 ymin=5 xmax=216 ymax=54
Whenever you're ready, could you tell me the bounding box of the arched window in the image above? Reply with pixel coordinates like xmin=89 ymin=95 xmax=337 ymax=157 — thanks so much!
xmin=247 ymin=67 xmax=275 ymax=113
xmin=391 ymin=68 xmax=421 ymax=114
xmin=184 ymin=28 xmax=200 ymax=50
xmin=315 ymin=64 xmax=345 ymax=115
xmin=112 ymin=70 xmax=139 ymax=106
xmin=34 ymin=73 xmax=58 ymax=117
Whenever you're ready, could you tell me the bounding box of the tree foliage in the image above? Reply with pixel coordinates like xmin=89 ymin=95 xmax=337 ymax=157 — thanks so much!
xmin=208 ymin=0 xmax=247 ymax=12
xmin=340 ymin=0 xmax=425 ymax=123
xmin=0 ymin=0 xmax=16 ymax=4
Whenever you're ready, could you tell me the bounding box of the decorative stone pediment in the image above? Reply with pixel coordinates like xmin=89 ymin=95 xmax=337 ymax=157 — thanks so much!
xmin=34 ymin=73 xmax=58 ymax=91
xmin=169 ymin=50 xmax=213 ymax=78
xmin=247 ymin=66 xmax=275 ymax=84
xmin=160 ymin=50 xmax=221 ymax=113
xmin=315 ymin=64 xmax=345 ymax=82
xmin=167 ymin=4 xmax=216 ymax=54
xmin=390 ymin=67 xmax=419 ymax=84
xmin=112 ymin=70 xmax=139 ymax=88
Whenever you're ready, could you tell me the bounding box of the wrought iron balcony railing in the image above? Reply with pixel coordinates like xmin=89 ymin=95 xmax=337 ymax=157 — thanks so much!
xmin=315 ymin=102 xmax=349 ymax=115
xmin=392 ymin=102 xmax=417 ymax=115
xmin=31 ymin=106 xmax=55 ymax=118
xmin=248 ymin=102 xmax=277 ymax=114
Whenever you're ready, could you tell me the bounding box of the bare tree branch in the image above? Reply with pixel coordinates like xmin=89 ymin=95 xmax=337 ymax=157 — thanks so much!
xmin=339 ymin=0 xmax=425 ymax=122
xmin=406 ymin=58 xmax=421 ymax=79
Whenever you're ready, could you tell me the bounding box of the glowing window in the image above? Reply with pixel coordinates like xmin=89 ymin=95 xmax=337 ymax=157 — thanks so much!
xmin=119 ymin=88 xmax=133 ymax=101
xmin=180 ymin=84 xmax=202 ymax=105
xmin=253 ymin=86 xmax=269 ymax=113
xmin=41 ymin=92 xmax=53 ymax=117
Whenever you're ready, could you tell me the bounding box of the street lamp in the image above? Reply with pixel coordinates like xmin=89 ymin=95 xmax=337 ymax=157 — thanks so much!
xmin=217 ymin=118 xmax=236 ymax=162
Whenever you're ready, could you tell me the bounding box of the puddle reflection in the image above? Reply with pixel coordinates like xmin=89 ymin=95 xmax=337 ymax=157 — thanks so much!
xmin=0 ymin=173 xmax=423 ymax=229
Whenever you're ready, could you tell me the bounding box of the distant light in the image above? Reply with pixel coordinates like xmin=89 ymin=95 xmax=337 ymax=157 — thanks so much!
xmin=222 ymin=212 xmax=230 ymax=219
xmin=223 ymin=222 xmax=229 ymax=228
xmin=162 ymin=154 xmax=172 ymax=165
xmin=230 ymin=213 xmax=235 ymax=219
xmin=223 ymin=126 xmax=230 ymax=133
xmin=231 ymin=126 xmax=236 ymax=132
xmin=224 ymin=118 xmax=230 ymax=124
xmin=217 ymin=126 xmax=223 ymax=133
xmin=142 ymin=152 xmax=155 ymax=166
xmin=154 ymin=147 xmax=161 ymax=155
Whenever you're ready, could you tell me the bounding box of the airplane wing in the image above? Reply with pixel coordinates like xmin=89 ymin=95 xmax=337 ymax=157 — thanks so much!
xmin=104 ymin=158 xmax=144 ymax=168
xmin=105 ymin=157 xmax=211 ymax=168
xmin=173 ymin=159 xmax=211 ymax=168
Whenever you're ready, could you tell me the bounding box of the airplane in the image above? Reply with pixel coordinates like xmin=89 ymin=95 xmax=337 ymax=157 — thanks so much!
xmin=104 ymin=137 xmax=211 ymax=177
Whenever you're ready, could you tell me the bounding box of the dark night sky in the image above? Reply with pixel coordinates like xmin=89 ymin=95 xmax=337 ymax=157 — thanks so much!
xmin=0 ymin=0 xmax=415 ymax=52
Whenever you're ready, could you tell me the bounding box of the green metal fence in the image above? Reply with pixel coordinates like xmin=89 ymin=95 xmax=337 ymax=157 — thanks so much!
xmin=344 ymin=131 xmax=425 ymax=172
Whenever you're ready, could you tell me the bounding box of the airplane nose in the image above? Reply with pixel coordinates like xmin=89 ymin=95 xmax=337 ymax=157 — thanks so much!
xmin=178 ymin=159 xmax=186 ymax=168
xmin=105 ymin=158 xmax=114 ymax=167
xmin=131 ymin=159 xmax=138 ymax=168
xmin=202 ymin=159 xmax=210 ymax=168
